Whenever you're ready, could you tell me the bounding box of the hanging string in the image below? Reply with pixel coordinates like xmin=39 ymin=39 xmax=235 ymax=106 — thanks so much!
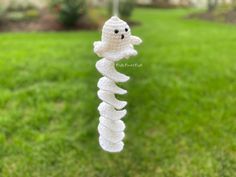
xmin=113 ymin=0 xmax=119 ymax=17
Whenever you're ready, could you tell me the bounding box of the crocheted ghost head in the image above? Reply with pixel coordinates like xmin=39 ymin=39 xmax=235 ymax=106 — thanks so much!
xmin=102 ymin=16 xmax=131 ymax=48
xmin=94 ymin=16 xmax=140 ymax=61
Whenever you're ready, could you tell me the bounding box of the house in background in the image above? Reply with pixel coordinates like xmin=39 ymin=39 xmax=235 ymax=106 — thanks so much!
xmin=1 ymin=0 xmax=48 ymax=8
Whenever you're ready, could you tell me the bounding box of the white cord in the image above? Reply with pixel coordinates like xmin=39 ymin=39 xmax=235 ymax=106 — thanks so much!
xmin=113 ymin=0 xmax=119 ymax=16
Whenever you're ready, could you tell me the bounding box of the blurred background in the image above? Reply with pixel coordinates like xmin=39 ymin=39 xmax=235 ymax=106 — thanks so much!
xmin=0 ymin=0 xmax=235 ymax=177
xmin=2 ymin=0 xmax=236 ymax=31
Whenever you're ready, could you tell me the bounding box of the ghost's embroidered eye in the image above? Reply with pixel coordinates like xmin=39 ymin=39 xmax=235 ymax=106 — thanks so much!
xmin=125 ymin=28 xmax=128 ymax=32
xmin=114 ymin=29 xmax=119 ymax=34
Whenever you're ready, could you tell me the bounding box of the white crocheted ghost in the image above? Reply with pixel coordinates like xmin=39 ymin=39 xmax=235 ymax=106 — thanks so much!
xmin=94 ymin=16 xmax=142 ymax=153
xmin=94 ymin=16 xmax=142 ymax=61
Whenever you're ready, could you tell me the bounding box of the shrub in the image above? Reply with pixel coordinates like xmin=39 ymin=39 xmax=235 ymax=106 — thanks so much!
xmin=6 ymin=9 xmax=39 ymax=22
xmin=0 ymin=6 xmax=6 ymax=22
xmin=7 ymin=0 xmax=37 ymax=11
xmin=4 ymin=0 xmax=40 ymax=22
xmin=51 ymin=0 xmax=86 ymax=27
xmin=6 ymin=11 xmax=25 ymax=21
xmin=108 ymin=0 xmax=135 ymax=19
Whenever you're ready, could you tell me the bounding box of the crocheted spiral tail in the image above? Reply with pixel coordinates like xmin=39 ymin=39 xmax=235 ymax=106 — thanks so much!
xmin=96 ymin=58 xmax=128 ymax=153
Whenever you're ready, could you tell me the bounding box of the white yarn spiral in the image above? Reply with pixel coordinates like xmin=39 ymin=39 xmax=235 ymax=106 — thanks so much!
xmin=94 ymin=16 xmax=142 ymax=153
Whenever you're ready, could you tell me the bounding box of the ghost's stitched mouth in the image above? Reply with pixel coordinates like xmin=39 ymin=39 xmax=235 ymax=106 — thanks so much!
xmin=121 ymin=34 xmax=124 ymax=39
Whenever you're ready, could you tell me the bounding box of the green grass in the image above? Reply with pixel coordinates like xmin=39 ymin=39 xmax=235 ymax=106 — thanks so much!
xmin=0 ymin=8 xmax=236 ymax=177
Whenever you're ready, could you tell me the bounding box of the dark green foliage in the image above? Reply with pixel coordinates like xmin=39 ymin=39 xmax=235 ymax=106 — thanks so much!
xmin=119 ymin=0 xmax=135 ymax=18
xmin=51 ymin=0 xmax=86 ymax=27
xmin=208 ymin=0 xmax=219 ymax=11
xmin=108 ymin=0 xmax=135 ymax=19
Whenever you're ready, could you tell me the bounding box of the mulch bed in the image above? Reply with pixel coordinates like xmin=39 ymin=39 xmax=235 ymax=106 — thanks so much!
xmin=188 ymin=9 xmax=236 ymax=24
xmin=0 ymin=9 xmax=98 ymax=32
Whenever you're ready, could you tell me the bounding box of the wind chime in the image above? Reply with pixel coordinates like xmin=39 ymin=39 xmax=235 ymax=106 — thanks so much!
xmin=94 ymin=0 xmax=142 ymax=153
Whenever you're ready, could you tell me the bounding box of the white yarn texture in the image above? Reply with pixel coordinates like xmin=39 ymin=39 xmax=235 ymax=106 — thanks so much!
xmin=94 ymin=16 xmax=142 ymax=153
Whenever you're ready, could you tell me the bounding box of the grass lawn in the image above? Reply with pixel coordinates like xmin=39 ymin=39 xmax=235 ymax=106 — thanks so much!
xmin=0 ymin=8 xmax=235 ymax=177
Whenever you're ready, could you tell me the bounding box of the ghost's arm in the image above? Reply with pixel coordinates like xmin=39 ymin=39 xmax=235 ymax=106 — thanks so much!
xmin=130 ymin=36 xmax=142 ymax=45
xmin=94 ymin=41 xmax=106 ymax=56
